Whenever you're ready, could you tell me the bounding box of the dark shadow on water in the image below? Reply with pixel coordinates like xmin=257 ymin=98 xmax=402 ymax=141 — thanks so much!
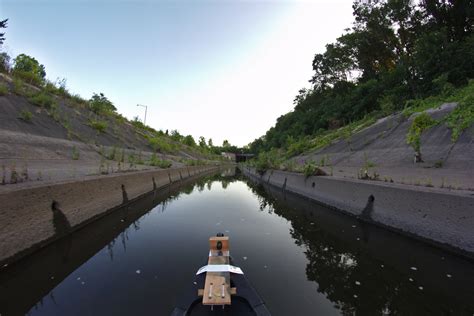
xmin=244 ymin=178 xmax=474 ymax=315
xmin=1 ymin=168 xmax=473 ymax=316
xmin=0 ymin=169 xmax=229 ymax=316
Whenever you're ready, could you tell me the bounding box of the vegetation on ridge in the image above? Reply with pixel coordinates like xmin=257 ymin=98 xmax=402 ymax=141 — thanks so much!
xmin=249 ymin=0 xmax=474 ymax=159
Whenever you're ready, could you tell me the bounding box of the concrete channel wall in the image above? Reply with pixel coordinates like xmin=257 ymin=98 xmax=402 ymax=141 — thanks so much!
xmin=0 ymin=165 xmax=219 ymax=266
xmin=242 ymin=167 xmax=474 ymax=258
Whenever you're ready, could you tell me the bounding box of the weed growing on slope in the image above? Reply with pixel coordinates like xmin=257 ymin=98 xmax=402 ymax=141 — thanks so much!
xmin=29 ymin=92 xmax=56 ymax=109
xmin=72 ymin=146 xmax=80 ymax=160
xmin=302 ymin=161 xmax=327 ymax=177
xmin=89 ymin=119 xmax=108 ymax=133
xmin=0 ymin=83 xmax=8 ymax=96
xmin=406 ymin=112 xmax=437 ymax=162
xmin=149 ymin=153 xmax=172 ymax=168
xmin=19 ymin=110 xmax=33 ymax=122
xmin=444 ymin=92 xmax=474 ymax=141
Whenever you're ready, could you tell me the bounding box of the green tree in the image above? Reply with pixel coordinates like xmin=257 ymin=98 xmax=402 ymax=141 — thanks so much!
xmin=0 ymin=19 xmax=7 ymax=47
xmin=183 ymin=135 xmax=196 ymax=147
xmin=222 ymin=139 xmax=230 ymax=148
xmin=170 ymin=130 xmax=183 ymax=142
xmin=89 ymin=93 xmax=116 ymax=115
xmin=198 ymin=136 xmax=207 ymax=148
xmin=13 ymin=54 xmax=46 ymax=85
xmin=0 ymin=52 xmax=10 ymax=73
xmin=208 ymin=138 xmax=213 ymax=147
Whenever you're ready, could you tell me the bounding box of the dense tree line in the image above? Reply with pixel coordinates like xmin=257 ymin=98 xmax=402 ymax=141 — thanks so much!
xmin=249 ymin=0 xmax=473 ymax=154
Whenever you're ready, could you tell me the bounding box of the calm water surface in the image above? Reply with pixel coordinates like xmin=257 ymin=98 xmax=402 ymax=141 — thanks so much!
xmin=1 ymin=168 xmax=473 ymax=315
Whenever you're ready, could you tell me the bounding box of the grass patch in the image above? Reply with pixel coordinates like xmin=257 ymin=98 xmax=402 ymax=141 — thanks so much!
xmin=0 ymin=83 xmax=8 ymax=96
xmin=107 ymin=146 xmax=117 ymax=160
xmin=403 ymin=80 xmax=474 ymax=117
xmin=72 ymin=146 xmax=80 ymax=160
xmin=444 ymin=92 xmax=474 ymax=141
xmin=29 ymin=92 xmax=56 ymax=109
xmin=308 ymin=115 xmax=378 ymax=151
xmin=89 ymin=119 xmax=108 ymax=133
xmin=406 ymin=112 xmax=438 ymax=156
xmin=149 ymin=136 xmax=175 ymax=153
xmin=149 ymin=153 xmax=172 ymax=168
xmin=13 ymin=78 xmax=26 ymax=95
xmin=302 ymin=160 xmax=327 ymax=177
xmin=19 ymin=110 xmax=33 ymax=122
xmin=434 ymin=160 xmax=443 ymax=168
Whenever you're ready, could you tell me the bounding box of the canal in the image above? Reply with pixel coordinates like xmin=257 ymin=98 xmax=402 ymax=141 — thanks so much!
xmin=1 ymin=168 xmax=473 ymax=315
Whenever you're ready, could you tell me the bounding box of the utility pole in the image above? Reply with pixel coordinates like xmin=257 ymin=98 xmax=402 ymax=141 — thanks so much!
xmin=137 ymin=104 xmax=147 ymax=125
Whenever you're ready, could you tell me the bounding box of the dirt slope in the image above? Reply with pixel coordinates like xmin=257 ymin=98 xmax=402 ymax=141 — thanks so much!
xmin=0 ymin=74 xmax=213 ymax=190
xmin=296 ymin=103 xmax=474 ymax=190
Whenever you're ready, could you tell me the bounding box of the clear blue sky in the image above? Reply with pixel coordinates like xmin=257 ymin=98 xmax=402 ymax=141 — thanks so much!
xmin=1 ymin=0 xmax=353 ymax=147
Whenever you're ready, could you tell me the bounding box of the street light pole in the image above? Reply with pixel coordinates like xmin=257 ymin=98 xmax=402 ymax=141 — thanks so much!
xmin=137 ymin=104 xmax=147 ymax=125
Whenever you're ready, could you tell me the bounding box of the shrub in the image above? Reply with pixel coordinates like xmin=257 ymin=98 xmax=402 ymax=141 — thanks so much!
xmin=286 ymin=137 xmax=311 ymax=157
xmin=149 ymin=153 xmax=172 ymax=168
xmin=149 ymin=136 xmax=174 ymax=153
xmin=48 ymin=102 xmax=60 ymax=121
xmin=13 ymin=54 xmax=46 ymax=86
xmin=107 ymin=146 xmax=117 ymax=160
xmin=89 ymin=92 xmax=116 ymax=115
xmin=70 ymin=94 xmax=87 ymax=106
xmin=13 ymin=78 xmax=25 ymax=95
xmin=43 ymin=81 xmax=58 ymax=94
xmin=184 ymin=159 xmax=203 ymax=166
xmin=407 ymin=112 xmax=437 ymax=155
xmin=183 ymin=135 xmax=196 ymax=147
xmin=0 ymin=52 xmax=11 ymax=73
xmin=253 ymin=150 xmax=281 ymax=175
xmin=89 ymin=119 xmax=108 ymax=133
xmin=131 ymin=117 xmax=146 ymax=129
xmin=19 ymin=110 xmax=32 ymax=122
xmin=72 ymin=146 xmax=80 ymax=160
xmin=302 ymin=161 xmax=327 ymax=177
xmin=444 ymin=93 xmax=474 ymax=142
xmin=29 ymin=92 xmax=56 ymax=109
xmin=0 ymin=83 xmax=7 ymax=96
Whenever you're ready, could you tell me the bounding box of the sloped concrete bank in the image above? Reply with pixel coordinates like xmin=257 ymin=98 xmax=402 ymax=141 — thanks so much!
xmin=241 ymin=167 xmax=474 ymax=259
xmin=0 ymin=165 xmax=219 ymax=266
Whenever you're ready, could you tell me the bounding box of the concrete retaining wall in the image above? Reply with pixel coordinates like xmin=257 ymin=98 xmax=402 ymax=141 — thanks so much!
xmin=0 ymin=165 xmax=218 ymax=265
xmin=242 ymin=167 xmax=474 ymax=258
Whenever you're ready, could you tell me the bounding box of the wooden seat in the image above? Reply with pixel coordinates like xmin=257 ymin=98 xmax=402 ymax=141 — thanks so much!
xmin=200 ymin=236 xmax=234 ymax=306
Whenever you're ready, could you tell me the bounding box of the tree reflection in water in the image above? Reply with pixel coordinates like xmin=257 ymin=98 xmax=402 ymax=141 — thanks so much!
xmin=245 ymin=178 xmax=474 ymax=315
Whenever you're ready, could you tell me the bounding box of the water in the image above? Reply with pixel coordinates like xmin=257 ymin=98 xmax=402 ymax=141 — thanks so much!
xmin=1 ymin=168 xmax=473 ymax=315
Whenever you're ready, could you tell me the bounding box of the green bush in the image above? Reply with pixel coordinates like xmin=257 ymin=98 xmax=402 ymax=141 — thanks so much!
xmin=13 ymin=54 xmax=46 ymax=86
xmin=72 ymin=146 xmax=80 ymax=160
xmin=444 ymin=92 xmax=474 ymax=142
xmin=89 ymin=92 xmax=116 ymax=115
xmin=131 ymin=117 xmax=146 ymax=129
xmin=29 ymin=92 xmax=56 ymax=109
xmin=184 ymin=159 xmax=197 ymax=166
xmin=43 ymin=81 xmax=58 ymax=95
xmin=149 ymin=153 xmax=172 ymax=168
xmin=407 ymin=112 xmax=437 ymax=154
xmin=107 ymin=147 xmax=117 ymax=160
xmin=302 ymin=161 xmax=317 ymax=177
xmin=70 ymin=93 xmax=87 ymax=106
xmin=19 ymin=110 xmax=32 ymax=122
xmin=0 ymin=83 xmax=7 ymax=96
xmin=285 ymin=137 xmax=311 ymax=157
xmin=253 ymin=150 xmax=281 ymax=175
xmin=89 ymin=119 xmax=108 ymax=133
xmin=13 ymin=78 xmax=25 ymax=95
xmin=149 ymin=136 xmax=174 ymax=153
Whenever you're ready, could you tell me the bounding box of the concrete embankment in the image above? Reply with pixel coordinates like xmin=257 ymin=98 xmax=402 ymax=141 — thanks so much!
xmin=242 ymin=167 xmax=474 ymax=259
xmin=0 ymin=165 xmax=219 ymax=266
